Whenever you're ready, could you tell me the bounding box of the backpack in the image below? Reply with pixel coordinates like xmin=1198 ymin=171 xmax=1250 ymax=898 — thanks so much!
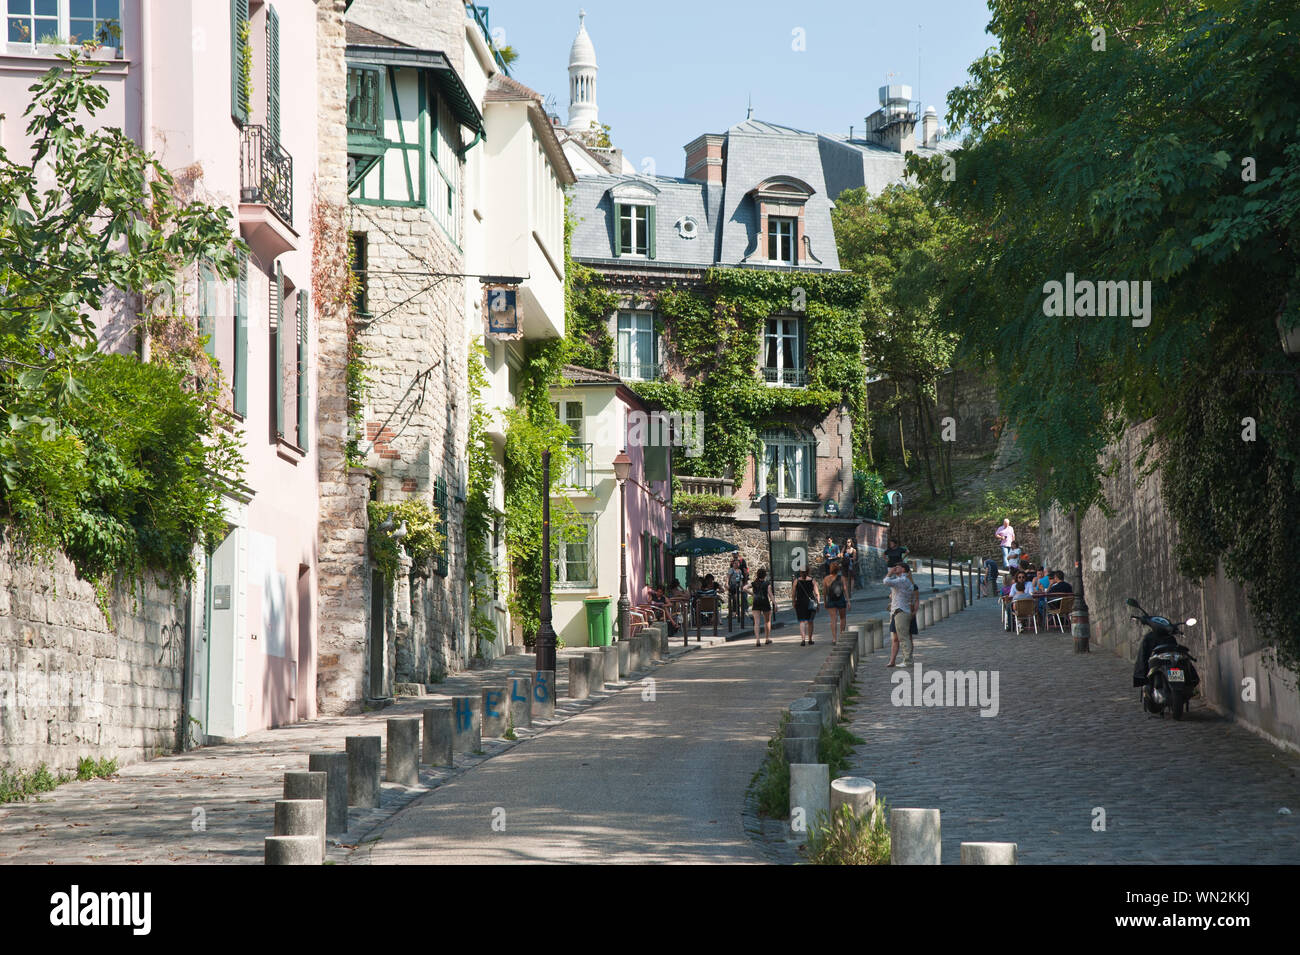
xmin=830 ymin=577 xmax=844 ymax=600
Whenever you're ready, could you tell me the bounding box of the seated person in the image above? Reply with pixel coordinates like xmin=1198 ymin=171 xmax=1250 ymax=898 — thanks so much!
xmin=1044 ymin=571 xmax=1073 ymax=614
xmin=1007 ymin=572 xmax=1038 ymax=626
xmin=1036 ymin=568 xmax=1051 ymax=591
xmin=693 ymin=574 xmax=720 ymax=624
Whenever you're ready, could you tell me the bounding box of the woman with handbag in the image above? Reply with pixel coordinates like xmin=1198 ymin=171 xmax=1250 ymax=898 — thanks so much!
xmin=745 ymin=568 xmax=775 ymax=647
xmin=793 ymin=567 xmax=820 ymax=646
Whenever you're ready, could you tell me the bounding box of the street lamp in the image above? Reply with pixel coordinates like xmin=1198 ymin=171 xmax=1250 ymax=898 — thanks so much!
xmin=613 ymin=450 xmax=632 ymax=645
xmin=1071 ymin=507 xmax=1090 ymax=653
xmin=948 ymin=539 xmax=954 ymax=584
xmin=536 ymin=449 xmax=557 ymax=674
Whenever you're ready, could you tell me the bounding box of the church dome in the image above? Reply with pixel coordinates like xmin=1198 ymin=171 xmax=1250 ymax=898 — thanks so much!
xmin=568 ymin=11 xmax=597 ymax=69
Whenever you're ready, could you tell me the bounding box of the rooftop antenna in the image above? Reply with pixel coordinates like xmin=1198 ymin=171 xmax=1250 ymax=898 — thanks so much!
xmin=746 ymin=93 xmax=753 ymax=120
xmin=917 ymin=24 xmax=922 ymax=109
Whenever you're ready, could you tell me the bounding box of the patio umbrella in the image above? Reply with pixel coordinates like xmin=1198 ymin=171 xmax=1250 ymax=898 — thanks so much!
xmin=669 ymin=537 xmax=736 ymax=557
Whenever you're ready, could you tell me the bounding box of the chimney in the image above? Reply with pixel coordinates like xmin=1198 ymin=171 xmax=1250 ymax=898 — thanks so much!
xmin=866 ymin=84 xmax=917 ymax=153
xmin=683 ymin=133 xmax=725 ymax=184
xmin=922 ymin=106 xmax=938 ymax=147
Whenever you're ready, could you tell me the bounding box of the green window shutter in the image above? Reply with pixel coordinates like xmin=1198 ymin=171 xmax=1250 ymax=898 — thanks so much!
xmin=296 ymin=289 xmax=309 ymax=451
xmin=434 ymin=477 xmax=448 ymax=576
xmin=644 ymin=445 xmax=668 ymax=483
xmin=612 ymin=202 xmax=622 ymax=256
xmin=266 ymin=5 xmax=281 ymax=143
xmin=198 ymin=261 xmax=216 ymax=358
xmin=234 ymin=251 xmax=248 ymax=416
xmin=230 ymin=0 xmax=249 ymax=124
xmin=273 ymin=261 xmax=284 ymax=437
xmin=647 ymin=205 xmax=656 ymax=259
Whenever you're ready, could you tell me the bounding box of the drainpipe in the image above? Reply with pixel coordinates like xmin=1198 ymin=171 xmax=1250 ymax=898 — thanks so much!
xmin=138 ymin=0 xmax=154 ymax=360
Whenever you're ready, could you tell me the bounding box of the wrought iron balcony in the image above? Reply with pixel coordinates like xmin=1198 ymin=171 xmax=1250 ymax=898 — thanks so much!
xmin=614 ymin=360 xmax=660 ymax=381
xmin=240 ymin=125 xmax=293 ymax=229
xmin=761 ymin=365 xmax=808 ymax=387
xmin=557 ymin=442 xmax=594 ymax=492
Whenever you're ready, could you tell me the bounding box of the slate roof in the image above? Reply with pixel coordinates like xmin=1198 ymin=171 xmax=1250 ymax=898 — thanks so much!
xmin=568 ymin=174 xmax=723 ymax=268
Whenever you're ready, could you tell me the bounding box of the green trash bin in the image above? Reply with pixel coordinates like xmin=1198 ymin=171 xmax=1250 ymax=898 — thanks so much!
xmin=583 ymin=596 xmax=614 ymax=646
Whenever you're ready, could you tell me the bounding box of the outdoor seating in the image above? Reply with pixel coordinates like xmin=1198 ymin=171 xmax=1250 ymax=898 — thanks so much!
xmin=694 ymin=594 xmax=719 ymax=642
xmin=1045 ymin=594 xmax=1074 ymax=632
xmin=1012 ymin=597 xmax=1039 ymax=634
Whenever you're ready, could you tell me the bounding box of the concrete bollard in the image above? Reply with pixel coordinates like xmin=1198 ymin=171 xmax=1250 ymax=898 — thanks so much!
xmin=872 ymin=619 xmax=886 ymax=650
xmin=422 ymin=707 xmax=454 ymax=766
xmin=586 ymin=648 xmax=607 ymax=690
xmin=789 ymin=712 xmax=821 ymax=736
xmin=282 ymin=772 xmax=327 ymax=857
xmin=451 ymin=695 xmax=483 ymax=753
xmin=508 ymin=674 xmax=533 ymax=729
xmin=789 ymin=695 xmax=819 ymax=718
xmin=306 ymin=753 xmax=348 ymax=835
xmin=830 ymin=776 xmax=876 ymax=818
xmin=616 ymin=639 xmax=632 ymax=676
xmin=386 ymin=717 xmax=421 ymax=786
xmin=599 ymin=645 xmax=619 ymax=685
xmin=939 ymin=592 xmax=950 ymax=619
xmin=890 ymin=808 xmax=942 ymax=864
xmin=274 ymin=799 xmax=325 ymax=864
xmin=848 ymin=625 xmax=865 ymax=656
xmin=783 ymin=734 xmax=819 ymax=766
xmin=345 ymin=736 xmax=381 ymax=808
xmin=482 ymin=687 xmax=508 ymax=738
xmin=532 ymin=669 xmax=555 ymax=719
xmin=961 ymin=842 xmax=1018 ymax=864
xmin=568 ymin=652 xmax=591 ymax=699
xmin=788 ymin=763 xmax=830 ymax=842
xmin=265 ymin=834 xmax=319 ymax=866
xmin=811 ymin=688 xmax=836 ymax=728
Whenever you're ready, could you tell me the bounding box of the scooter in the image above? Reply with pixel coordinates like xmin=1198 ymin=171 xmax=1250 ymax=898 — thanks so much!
xmin=1127 ymin=597 xmax=1200 ymax=720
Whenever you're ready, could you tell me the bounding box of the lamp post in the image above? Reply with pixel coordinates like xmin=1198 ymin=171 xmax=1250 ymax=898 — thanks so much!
xmin=613 ymin=450 xmax=632 ymax=644
xmin=536 ymin=449 xmax=557 ymax=674
xmin=948 ymin=540 xmax=954 ymax=584
xmin=1071 ymin=507 xmax=1090 ymax=653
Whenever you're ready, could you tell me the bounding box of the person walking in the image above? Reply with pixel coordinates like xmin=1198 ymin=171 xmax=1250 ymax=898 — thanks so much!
xmin=995 ymin=519 xmax=1015 ymax=566
xmin=884 ymin=562 xmax=916 ymax=667
xmin=726 ymin=556 xmax=745 ymax=625
xmin=822 ymin=560 xmax=851 ymax=644
xmin=793 ymin=567 xmax=820 ymax=646
xmin=883 ymin=536 xmax=908 ymax=568
xmin=842 ymin=538 xmax=859 ymax=592
xmin=746 ymin=568 xmax=775 ymax=647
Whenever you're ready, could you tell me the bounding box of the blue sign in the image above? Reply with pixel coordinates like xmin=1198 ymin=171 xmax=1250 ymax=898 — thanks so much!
xmin=486 ymin=287 xmax=519 ymax=335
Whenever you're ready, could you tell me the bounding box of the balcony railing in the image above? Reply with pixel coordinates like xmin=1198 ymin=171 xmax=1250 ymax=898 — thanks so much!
xmin=614 ymin=360 xmax=660 ymax=381
xmin=558 ymin=442 xmax=594 ymax=492
xmin=761 ymin=366 xmax=808 ymax=387
xmin=240 ymin=125 xmax=293 ymax=229
xmin=678 ymin=475 xmax=735 ymax=497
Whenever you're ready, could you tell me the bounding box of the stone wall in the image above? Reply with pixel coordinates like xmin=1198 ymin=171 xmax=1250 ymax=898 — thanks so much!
xmin=315 ymin=0 xmax=372 ymax=716
xmin=892 ymin=514 xmax=1040 ymax=568
xmin=0 ymin=537 xmax=189 ymax=773
xmin=868 ymin=368 xmax=1001 ymax=459
xmin=1038 ymin=419 xmax=1300 ymax=752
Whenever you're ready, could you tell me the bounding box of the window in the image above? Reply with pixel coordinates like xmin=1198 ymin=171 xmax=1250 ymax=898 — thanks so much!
xmin=430 ymin=89 xmax=459 ymax=240
xmin=768 ymin=216 xmax=796 ymax=264
xmin=617 ymin=203 xmax=650 ymax=256
xmin=763 ymin=316 xmax=805 ymax=386
xmin=265 ymin=4 xmax=281 ymax=143
xmin=350 ymin=233 xmax=368 ymax=317
xmin=616 ymin=311 xmax=659 ymax=380
xmin=230 ymin=0 xmax=249 ymax=123
xmin=551 ymin=399 xmax=590 ymax=489
xmin=7 ymin=0 xmax=120 ymax=47
xmin=554 ymin=516 xmax=595 ymax=587
xmin=757 ymin=428 xmax=815 ymax=501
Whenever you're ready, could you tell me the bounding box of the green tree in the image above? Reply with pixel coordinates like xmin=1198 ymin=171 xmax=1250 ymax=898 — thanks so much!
xmin=917 ymin=0 xmax=1300 ymax=665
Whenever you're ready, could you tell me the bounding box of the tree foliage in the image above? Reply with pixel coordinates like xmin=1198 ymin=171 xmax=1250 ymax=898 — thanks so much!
xmin=918 ymin=0 xmax=1300 ymax=666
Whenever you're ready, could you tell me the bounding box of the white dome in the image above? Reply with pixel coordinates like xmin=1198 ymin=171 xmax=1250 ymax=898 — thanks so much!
xmin=569 ymin=11 xmax=597 ymax=69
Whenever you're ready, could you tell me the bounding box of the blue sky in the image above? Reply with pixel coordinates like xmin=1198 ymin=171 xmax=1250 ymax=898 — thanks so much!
xmin=477 ymin=0 xmax=996 ymax=175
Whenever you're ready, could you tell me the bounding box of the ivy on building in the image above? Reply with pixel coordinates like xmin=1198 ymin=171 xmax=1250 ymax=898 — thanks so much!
xmin=465 ymin=338 xmax=498 ymax=656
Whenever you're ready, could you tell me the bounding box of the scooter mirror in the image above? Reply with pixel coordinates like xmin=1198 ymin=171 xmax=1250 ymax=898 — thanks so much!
xmin=1186 ymin=617 xmax=1198 ymax=628
xmin=1125 ymin=598 xmax=1139 ymax=608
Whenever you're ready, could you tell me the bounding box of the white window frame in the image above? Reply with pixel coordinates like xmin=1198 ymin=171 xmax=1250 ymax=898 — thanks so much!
xmin=763 ymin=316 xmax=805 ymax=386
xmin=554 ymin=514 xmax=596 ymax=588
xmin=6 ymin=0 xmax=121 ymax=50
xmin=430 ymin=90 xmax=459 ymax=242
xmin=757 ymin=429 xmax=815 ymax=501
xmin=615 ymin=310 xmax=659 ymax=381
xmin=768 ymin=215 xmax=796 ymax=264
xmin=619 ymin=204 xmax=649 ymax=256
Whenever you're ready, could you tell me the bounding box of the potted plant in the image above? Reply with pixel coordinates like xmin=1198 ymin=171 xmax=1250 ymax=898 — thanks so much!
xmin=35 ymin=32 xmax=71 ymax=57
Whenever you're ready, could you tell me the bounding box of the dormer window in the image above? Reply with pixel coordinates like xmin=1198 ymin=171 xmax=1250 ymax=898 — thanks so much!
xmin=619 ymin=204 xmax=650 ymax=256
xmin=747 ymin=176 xmax=815 ymax=267
xmin=768 ymin=217 xmax=796 ymax=264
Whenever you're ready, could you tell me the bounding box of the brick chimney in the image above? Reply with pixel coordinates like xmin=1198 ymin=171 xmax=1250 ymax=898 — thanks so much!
xmin=683 ymin=133 xmax=725 ymax=184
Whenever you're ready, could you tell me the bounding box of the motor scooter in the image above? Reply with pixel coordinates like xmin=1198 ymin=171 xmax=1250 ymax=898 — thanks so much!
xmin=1127 ymin=597 xmax=1200 ymax=719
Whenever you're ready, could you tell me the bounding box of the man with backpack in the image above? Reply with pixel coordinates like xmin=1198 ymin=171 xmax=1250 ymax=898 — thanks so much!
xmin=822 ymin=560 xmax=851 ymax=644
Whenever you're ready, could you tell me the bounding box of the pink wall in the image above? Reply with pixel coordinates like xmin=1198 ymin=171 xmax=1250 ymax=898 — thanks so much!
xmin=619 ymin=390 xmax=673 ymax=604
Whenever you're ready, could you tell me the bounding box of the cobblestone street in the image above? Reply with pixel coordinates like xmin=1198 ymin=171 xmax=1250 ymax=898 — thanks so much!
xmin=845 ymin=598 xmax=1300 ymax=863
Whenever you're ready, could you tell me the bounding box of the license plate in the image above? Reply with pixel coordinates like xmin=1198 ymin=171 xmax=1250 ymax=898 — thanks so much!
xmin=1168 ymin=669 xmax=1185 ymax=682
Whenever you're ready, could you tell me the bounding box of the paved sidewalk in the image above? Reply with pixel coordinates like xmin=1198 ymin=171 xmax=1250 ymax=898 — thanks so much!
xmin=843 ymin=598 xmax=1300 ymax=863
xmin=0 ymin=640 xmax=722 ymax=865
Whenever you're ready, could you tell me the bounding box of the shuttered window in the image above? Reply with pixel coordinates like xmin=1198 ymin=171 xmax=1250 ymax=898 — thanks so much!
xmin=234 ymin=251 xmax=248 ymax=416
xmin=296 ymin=289 xmax=309 ymax=451
xmin=271 ymin=261 xmax=284 ymax=438
xmin=266 ymin=4 xmax=281 ymax=143
xmin=230 ymin=0 xmax=249 ymax=124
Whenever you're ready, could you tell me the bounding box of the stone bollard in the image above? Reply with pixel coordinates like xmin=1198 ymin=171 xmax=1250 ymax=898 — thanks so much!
xmin=788 ymin=763 xmax=830 ymax=842
xmin=386 ymin=717 xmax=421 ymax=786
xmin=949 ymin=589 xmax=959 ymax=616
xmin=890 ymin=808 xmax=942 ymax=864
xmin=274 ymin=799 xmax=325 ymax=864
xmin=422 ymin=707 xmax=454 ymax=767
xmin=811 ymin=688 xmax=836 ymax=728
xmin=599 ymin=645 xmax=619 ymax=685
xmin=482 ymin=687 xmax=508 ymax=738
xmin=616 ymin=639 xmax=632 ymax=677
xmin=961 ymin=842 xmax=1018 ymax=864
xmin=782 ymin=733 xmax=819 ymax=767
xmin=586 ymin=648 xmax=607 ymax=690
xmin=830 ymin=776 xmax=876 ymax=818
xmin=872 ymin=619 xmax=886 ymax=651
xmin=265 ymin=834 xmax=320 ymax=866
xmin=568 ymin=652 xmax=591 ymax=699
xmin=307 ymin=753 xmax=349 ymax=835
xmin=848 ymin=624 xmax=865 ymax=656
xmin=508 ymin=674 xmax=533 ymax=729
xmin=939 ymin=592 xmax=951 ymax=619
xmin=626 ymin=634 xmax=643 ymax=672
xmin=532 ymin=670 xmax=555 ymax=719
xmin=789 ymin=696 xmax=819 ymax=718
xmin=451 ymin=695 xmax=482 ymax=753
xmin=647 ymin=625 xmax=664 ymax=661
xmin=282 ymin=772 xmax=327 ymax=857
xmin=789 ymin=711 xmax=821 ymax=735
xmin=345 ymin=736 xmax=381 ymax=808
